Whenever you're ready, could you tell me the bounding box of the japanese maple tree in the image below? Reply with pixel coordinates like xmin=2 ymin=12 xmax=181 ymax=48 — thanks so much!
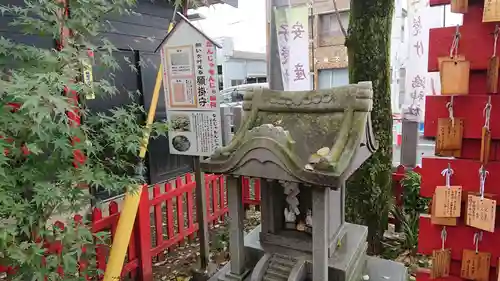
xmin=0 ymin=0 xmax=171 ymax=279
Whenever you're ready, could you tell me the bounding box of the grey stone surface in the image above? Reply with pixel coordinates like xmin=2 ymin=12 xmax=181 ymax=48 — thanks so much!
xmin=202 ymin=82 xmax=405 ymax=281
xmin=201 ymin=82 xmax=378 ymax=187
xmin=227 ymin=176 xmax=247 ymax=275
xmin=312 ymin=188 xmax=329 ymax=281
xmin=364 ymin=256 xmax=407 ymax=281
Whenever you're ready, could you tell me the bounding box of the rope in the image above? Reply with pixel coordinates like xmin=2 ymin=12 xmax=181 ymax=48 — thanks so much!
xmin=449 ymin=25 xmax=461 ymax=58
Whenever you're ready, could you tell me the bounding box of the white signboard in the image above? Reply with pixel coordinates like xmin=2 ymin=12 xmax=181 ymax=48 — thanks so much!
xmin=404 ymin=0 xmax=443 ymax=121
xmin=275 ymin=5 xmax=311 ymax=91
xmin=161 ymin=40 xmax=222 ymax=156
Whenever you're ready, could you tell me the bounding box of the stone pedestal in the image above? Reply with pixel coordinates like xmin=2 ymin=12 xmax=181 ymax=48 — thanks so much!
xmin=208 ymin=225 xmax=407 ymax=281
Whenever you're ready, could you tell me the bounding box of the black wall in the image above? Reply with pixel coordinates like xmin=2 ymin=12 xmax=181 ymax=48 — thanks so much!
xmin=1 ymin=0 xmax=194 ymax=199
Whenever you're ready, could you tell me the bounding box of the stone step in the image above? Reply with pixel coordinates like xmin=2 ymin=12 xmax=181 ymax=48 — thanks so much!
xmin=271 ymin=254 xmax=296 ymax=267
xmin=263 ymin=274 xmax=288 ymax=281
xmin=265 ymin=268 xmax=290 ymax=280
xmin=267 ymin=262 xmax=293 ymax=275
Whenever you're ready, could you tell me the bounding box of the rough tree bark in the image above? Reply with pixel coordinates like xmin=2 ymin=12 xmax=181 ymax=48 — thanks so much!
xmin=345 ymin=0 xmax=394 ymax=254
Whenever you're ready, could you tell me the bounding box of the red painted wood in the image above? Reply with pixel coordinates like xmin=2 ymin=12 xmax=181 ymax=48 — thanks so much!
xmin=428 ymin=6 xmax=498 ymax=73
xmin=254 ymin=178 xmax=261 ymax=203
xmin=109 ymin=201 xmax=119 ymax=238
xmin=137 ymin=185 xmax=152 ymax=281
xmin=92 ymin=208 xmax=106 ymax=277
xmin=416 ymin=266 xmax=498 ymax=281
xmin=242 ymin=176 xmax=250 ymax=205
xmin=419 ymin=216 xmax=500 ymax=267
xmin=152 ymin=184 xmax=164 ymax=260
xmin=185 ymin=173 xmax=195 ymax=241
xmin=424 ymin=95 xmax=500 ymax=140
xmin=175 ymin=177 xmax=185 ymax=246
xmin=219 ymin=175 xmax=226 ymax=222
xmin=420 ymin=157 xmax=500 ymax=198
xmin=164 ymin=182 xmax=175 ymax=251
xmin=429 ymin=0 xmax=450 ymax=6
xmin=211 ymin=176 xmax=218 ymax=224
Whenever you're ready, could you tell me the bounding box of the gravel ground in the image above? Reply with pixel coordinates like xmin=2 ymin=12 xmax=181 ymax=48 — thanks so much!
xmin=151 ymin=208 xmax=261 ymax=281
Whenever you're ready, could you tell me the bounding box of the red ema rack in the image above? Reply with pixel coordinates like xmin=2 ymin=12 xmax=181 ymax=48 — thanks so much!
xmin=420 ymin=1 xmax=500 ymax=281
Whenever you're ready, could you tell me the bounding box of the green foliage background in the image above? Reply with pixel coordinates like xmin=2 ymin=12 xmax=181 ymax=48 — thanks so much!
xmin=0 ymin=0 xmax=171 ymax=279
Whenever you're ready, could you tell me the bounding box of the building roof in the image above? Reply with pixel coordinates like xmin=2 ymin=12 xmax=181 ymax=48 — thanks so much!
xmin=200 ymin=82 xmax=378 ymax=188
xmin=231 ymin=50 xmax=266 ymax=61
xmin=155 ymin=12 xmax=222 ymax=52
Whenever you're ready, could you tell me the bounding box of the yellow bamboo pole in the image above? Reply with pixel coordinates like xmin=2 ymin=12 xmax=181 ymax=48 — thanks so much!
xmin=101 ymin=20 xmax=174 ymax=281
xmin=102 ymin=62 xmax=163 ymax=281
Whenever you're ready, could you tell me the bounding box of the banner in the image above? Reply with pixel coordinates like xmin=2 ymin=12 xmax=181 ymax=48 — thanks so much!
xmin=274 ymin=5 xmax=311 ymax=91
xmin=404 ymin=0 xmax=443 ymax=121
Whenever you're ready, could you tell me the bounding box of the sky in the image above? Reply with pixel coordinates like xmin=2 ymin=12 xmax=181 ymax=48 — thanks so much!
xmin=190 ymin=1 xmax=463 ymax=53
xmin=190 ymin=0 xmax=267 ymax=53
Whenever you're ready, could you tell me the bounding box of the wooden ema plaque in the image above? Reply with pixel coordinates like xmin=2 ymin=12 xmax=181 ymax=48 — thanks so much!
xmin=440 ymin=57 xmax=470 ymax=95
xmin=484 ymin=0 xmax=500 ymax=22
xmin=487 ymin=56 xmax=499 ymax=94
xmin=451 ymin=0 xmax=468 ymax=13
xmin=461 ymin=249 xmax=491 ymax=281
xmin=466 ymin=194 xmax=497 ymax=232
xmin=432 ymin=249 xmax=451 ymax=278
xmin=497 ymin=257 xmax=500 ymax=281
xmin=480 ymin=127 xmax=492 ymax=165
xmin=435 ymin=118 xmax=464 ymax=157
xmin=431 ymin=194 xmax=458 ymax=226
xmin=434 ymin=186 xmax=462 ymax=217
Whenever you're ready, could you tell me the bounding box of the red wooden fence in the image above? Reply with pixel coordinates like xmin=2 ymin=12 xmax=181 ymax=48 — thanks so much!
xmin=391 ymin=165 xmax=422 ymax=230
xmin=1 ymin=168 xmax=412 ymax=281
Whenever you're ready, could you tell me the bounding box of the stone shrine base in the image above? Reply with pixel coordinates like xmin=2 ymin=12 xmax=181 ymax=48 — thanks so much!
xmin=209 ymin=224 xmax=407 ymax=281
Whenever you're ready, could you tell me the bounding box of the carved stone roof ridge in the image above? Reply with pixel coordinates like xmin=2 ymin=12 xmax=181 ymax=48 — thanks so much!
xmin=201 ymin=81 xmax=378 ymax=188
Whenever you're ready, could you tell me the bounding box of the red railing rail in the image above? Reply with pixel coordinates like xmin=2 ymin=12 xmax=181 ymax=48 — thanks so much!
xmin=0 ymin=174 xmax=260 ymax=281
xmin=1 ymin=168 xmax=413 ymax=280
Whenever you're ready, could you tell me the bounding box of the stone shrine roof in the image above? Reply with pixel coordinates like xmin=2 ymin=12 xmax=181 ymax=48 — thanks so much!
xmin=201 ymin=82 xmax=378 ymax=188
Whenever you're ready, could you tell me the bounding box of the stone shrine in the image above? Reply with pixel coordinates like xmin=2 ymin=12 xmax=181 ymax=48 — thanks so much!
xmin=201 ymin=82 xmax=406 ymax=281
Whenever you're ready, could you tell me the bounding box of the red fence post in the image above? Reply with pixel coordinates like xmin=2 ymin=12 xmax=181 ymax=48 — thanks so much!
xmin=392 ymin=165 xmax=406 ymax=232
xmin=254 ymin=179 xmax=261 ymax=211
xmin=136 ymin=185 xmax=152 ymax=281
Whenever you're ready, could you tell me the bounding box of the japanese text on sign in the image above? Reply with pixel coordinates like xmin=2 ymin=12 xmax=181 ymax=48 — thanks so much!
xmin=161 ymin=36 xmax=222 ymax=156
xmin=275 ymin=6 xmax=311 ymax=91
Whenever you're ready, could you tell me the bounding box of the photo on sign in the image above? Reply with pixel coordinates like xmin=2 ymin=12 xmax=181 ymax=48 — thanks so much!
xmin=167 ymin=46 xmax=193 ymax=76
xmin=172 ymin=80 xmax=187 ymax=103
xmin=170 ymin=113 xmax=191 ymax=132
xmin=172 ymin=135 xmax=191 ymax=152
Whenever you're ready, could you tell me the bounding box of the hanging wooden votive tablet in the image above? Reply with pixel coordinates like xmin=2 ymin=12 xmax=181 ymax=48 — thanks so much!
xmin=480 ymin=127 xmax=492 ymax=165
xmin=439 ymin=56 xmax=470 ymax=95
xmin=432 ymin=248 xmax=451 ymax=278
xmin=466 ymin=194 xmax=497 ymax=232
xmin=431 ymin=194 xmax=458 ymax=226
xmin=451 ymin=0 xmax=468 ymax=13
xmin=497 ymin=258 xmax=500 ymax=281
xmin=433 ymin=186 xmax=462 ymax=218
xmin=483 ymin=0 xmax=500 ymax=22
xmin=461 ymin=249 xmax=491 ymax=281
xmin=435 ymin=118 xmax=464 ymax=157
xmin=487 ymin=57 xmax=499 ymax=94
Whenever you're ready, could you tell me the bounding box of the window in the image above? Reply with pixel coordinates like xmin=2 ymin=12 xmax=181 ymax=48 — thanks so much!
xmin=231 ymin=79 xmax=243 ymax=86
xmin=319 ymin=12 xmax=349 ymax=38
xmin=318 ymin=68 xmax=349 ymax=89
xmin=246 ymin=77 xmax=257 ymax=84
xmin=217 ymin=65 xmax=222 ymax=75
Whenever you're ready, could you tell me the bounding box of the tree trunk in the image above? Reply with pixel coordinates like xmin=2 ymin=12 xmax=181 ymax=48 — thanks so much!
xmin=345 ymin=0 xmax=394 ymax=254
